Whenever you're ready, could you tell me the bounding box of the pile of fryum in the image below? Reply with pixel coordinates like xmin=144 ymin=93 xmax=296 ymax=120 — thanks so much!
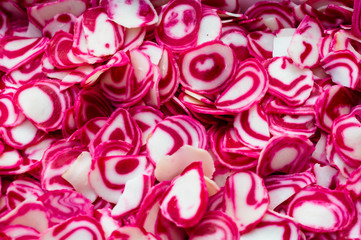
xmin=1 ymin=0 xmax=361 ymax=239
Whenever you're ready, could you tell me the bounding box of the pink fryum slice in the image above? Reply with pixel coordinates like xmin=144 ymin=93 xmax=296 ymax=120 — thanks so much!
xmin=0 ymin=146 xmax=23 ymax=171
xmin=221 ymin=126 xmax=260 ymax=159
xmin=160 ymin=162 xmax=208 ymax=228
xmin=105 ymin=0 xmax=158 ymax=28
xmin=257 ymin=135 xmax=315 ymax=177
xmin=111 ymin=174 xmax=152 ymax=218
xmin=154 ymin=145 xmax=215 ymax=182
xmin=130 ymin=106 xmax=164 ymax=146
xmin=245 ymin=1 xmax=296 ymax=32
xmin=264 ymin=171 xmax=316 ymax=210
xmin=146 ymin=115 xmax=207 ymax=164
xmin=62 ymin=151 xmax=97 ymax=202
xmin=72 ymin=14 xmax=104 ymax=64
xmin=158 ymin=48 xmax=180 ymax=104
xmin=89 ymin=108 xmax=142 ymax=155
xmin=0 ymin=119 xmax=45 ymax=150
xmin=88 ymin=155 xmax=150 ymax=203
xmin=179 ymin=41 xmax=236 ymax=94
xmin=209 ymin=125 xmax=258 ymax=170
xmin=0 ymin=36 xmax=48 ymax=73
xmin=6 ymin=177 xmax=44 ymax=210
xmin=233 ymin=104 xmax=270 ymax=150
xmin=287 ymin=15 xmax=323 ymax=68
xmin=46 ymin=30 xmax=84 ymax=69
xmin=136 ymin=182 xmax=169 ymax=234
xmin=178 ymin=90 xmax=230 ymax=116
xmin=14 ymin=79 xmax=66 ymax=132
xmin=246 ymin=31 xmax=275 ymax=61
xmin=321 ymin=50 xmax=360 ymax=89
xmin=81 ymin=7 xmax=124 ymax=58
xmin=42 ymin=13 xmax=76 ymax=38
xmin=0 ymin=93 xmax=25 ymax=128
xmin=6 ymin=53 xmax=45 ymax=85
xmin=77 ymin=117 xmax=108 ymax=146
xmin=27 ymin=0 xmax=87 ymax=28
xmin=215 ymin=58 xmax=268 ymax=113
xmin=121 ymin=27 xmax=146 ymax=51
xmin=99 ymin=50 xmax=154 ymax=108
xmin=273 ymin=28 xmax=296 ymax=58
xmin=155 ymin=0 xmax=202 ymax=51
xmin=224 ymin=170 xmax=269 ymax=233
xmin=108 ymin=226 xmax=158 ymax=240
xmin=264 ymin=82 xmax=322 ymax=116
xmin=287 ymin=186 xmax=355 ymax=233
xmin=315 ymin=85 xmax=357 ymax=133
xmin=197 ymin=8 xmax=222 ymax=45
xmin=338 ymin=164 xmax=361 ymax=200
xmin=80 ymin=50 xmax=129 ymax=87
xmin=188 ymin=211 xmax=239 ymax=240
xmin=239 ymin=210 xmax=301 ymax=240
xmin=138 ymin=41 xmax=164 ymax=65
xmin=265 ymin=56 xmax=314 ymax=106
xmin=93 ymin=208 xmax=122 ymax=238
xmin=220 ymin=24 xmax=250 ymax=61
xmin=2 ymin=225 xmax=40 ymax=240
xmin=267 ymin=113 xmax=317 ymax=138
xmin=340 ymin=197 xmax=361 ymax=239
xmin=41 ymin=147 xmax=84 ymax=191
xmin=136 ymin=181 xmax=186 ymax=239
xmin=331 ymin=105 xmax=361 ymax=170
xmin=40 ymin=216 xmax=105 ymax=240
xmin=93 ymin=140 xmax=133 ymax=158
xmin=0 ymin=201 xmax=49 ymax=233
xmin=38 ymin=190 xmax=93 ymax=226
xmin=326 ymin=135 xmax=357 ymax=178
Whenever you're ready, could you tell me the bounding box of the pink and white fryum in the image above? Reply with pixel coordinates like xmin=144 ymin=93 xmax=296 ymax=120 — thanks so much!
xmin=1 ymin=0 xmax=361 ymax=239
